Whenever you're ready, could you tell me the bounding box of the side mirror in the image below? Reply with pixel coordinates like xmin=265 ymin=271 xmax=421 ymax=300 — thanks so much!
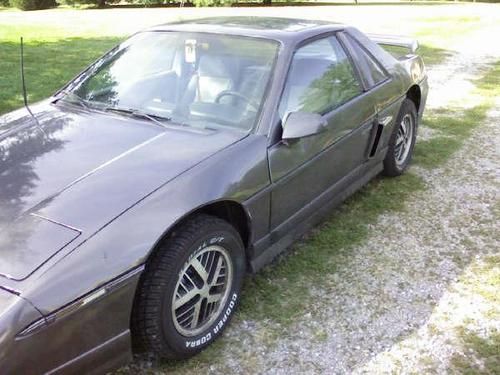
xmin=282 ymin=111 xmax=327 ymax=140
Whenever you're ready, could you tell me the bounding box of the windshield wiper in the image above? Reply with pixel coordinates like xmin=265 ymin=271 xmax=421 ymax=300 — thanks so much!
xmin=105 ymin=107 xmax=172 ymax=129
xmin=56 ymin=91 xmax=91 ymax=110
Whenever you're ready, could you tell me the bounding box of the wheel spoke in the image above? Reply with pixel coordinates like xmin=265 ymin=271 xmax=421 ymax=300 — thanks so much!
xmin=398 ymin=143 xmax=405 ymax=159
xmin=191 ymin=258 xmax=209 ymax=282
xmin=400 ymin=123 xmax=407 ymax=137
xmin=396 ymin=135 xmax=404 ymax=147
xmin=190 ymin=300 xmax=202 ymax=328
xmin=208 ymin=255 xmax=225 ymax=287
xmin=183 ymin=272 xmax=197 ymax=288
xmin=207 ymin=292 xmax=223 ymax=305
xmin=174 ymin=287 xmax=199 ymax=310
xmin=395 ymin=139 xmax=403 ymax=152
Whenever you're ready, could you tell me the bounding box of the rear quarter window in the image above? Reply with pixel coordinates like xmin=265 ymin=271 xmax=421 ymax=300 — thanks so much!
xmin=345 ymin=33 xmax=389 ymax=87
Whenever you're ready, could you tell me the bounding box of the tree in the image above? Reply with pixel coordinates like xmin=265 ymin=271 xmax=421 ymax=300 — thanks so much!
xmin=56 ymin=0 xmax=119 ymax=8
xmin=10 ymin=0 xmax=56 ymax=10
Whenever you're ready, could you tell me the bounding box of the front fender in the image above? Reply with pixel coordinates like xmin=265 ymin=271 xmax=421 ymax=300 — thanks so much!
xmin=23 ymin=134 xmax=270 ymax=315
xmin=0 ymin=288 xmax=44 ymax=374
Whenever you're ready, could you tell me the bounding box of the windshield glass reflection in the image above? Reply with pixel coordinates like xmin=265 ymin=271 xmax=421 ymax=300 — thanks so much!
xmin=66 ymin=32 xmax=279 ymax=131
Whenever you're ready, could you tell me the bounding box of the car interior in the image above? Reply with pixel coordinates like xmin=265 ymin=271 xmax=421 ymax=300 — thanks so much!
xmin=110 ymin=36 xmax=274 ymax=130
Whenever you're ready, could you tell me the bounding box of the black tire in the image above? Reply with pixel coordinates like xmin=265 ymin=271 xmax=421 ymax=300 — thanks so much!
xmin=383 ymin=98 xmax=418 ymax=177
xmin=132 ymin=214 xmax=246 ymax=359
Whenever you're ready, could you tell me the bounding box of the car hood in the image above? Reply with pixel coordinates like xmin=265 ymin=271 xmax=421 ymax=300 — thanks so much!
xmin=0 ymin=103 xmax=245 ymax=281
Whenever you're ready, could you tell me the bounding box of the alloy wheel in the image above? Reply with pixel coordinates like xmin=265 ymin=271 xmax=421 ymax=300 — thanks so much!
xmin=172 ymin=245 xmax=233 ymax=337
xmin=394 ymin=113 xmax=414 ymax=166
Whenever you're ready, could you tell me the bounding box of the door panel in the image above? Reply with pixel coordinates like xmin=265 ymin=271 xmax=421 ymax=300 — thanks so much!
xmin=269 ymin=94 xmax=375 ymax=228
xmin=268 ymin=34 xmax=377 ymax=231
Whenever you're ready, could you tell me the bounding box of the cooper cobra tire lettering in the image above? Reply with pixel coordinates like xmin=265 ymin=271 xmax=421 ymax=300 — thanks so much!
xmin=185 ymin=293 xmax=238 ymax=347
xmin=185 ymin=333 xmax=212 ymax=348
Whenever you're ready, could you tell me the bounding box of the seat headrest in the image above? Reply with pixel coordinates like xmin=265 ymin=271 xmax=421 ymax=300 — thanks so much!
xmin=198 ymin=54 xmax=234 ymax=78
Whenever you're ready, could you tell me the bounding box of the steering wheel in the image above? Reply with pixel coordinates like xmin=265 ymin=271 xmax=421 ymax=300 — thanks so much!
xmin=214 ymin=90 xmax=259 ymax=112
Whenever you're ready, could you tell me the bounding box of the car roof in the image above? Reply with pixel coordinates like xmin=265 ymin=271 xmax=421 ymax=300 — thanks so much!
xmin=147 ymin=16 xmax=346 ymax=44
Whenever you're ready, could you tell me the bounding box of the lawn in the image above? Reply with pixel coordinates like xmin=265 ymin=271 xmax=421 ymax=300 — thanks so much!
xmin=1 ymin=3 xmax=499 ymax=374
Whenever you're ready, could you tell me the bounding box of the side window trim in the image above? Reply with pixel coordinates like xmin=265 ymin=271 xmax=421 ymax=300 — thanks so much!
xmin=337 ymin=31 xmax=372 ymax=89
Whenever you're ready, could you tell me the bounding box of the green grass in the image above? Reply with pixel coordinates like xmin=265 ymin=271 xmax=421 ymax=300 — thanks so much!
xmin=418 ymin=44 xmax=453 ymax=67
xmin=451 ymin=258 xmax=500 ymax=374
xmin=0 ymin=37 xmax=119 ymax=114
xmin=414 ymin=15 xmax=484 ymax=47
xmin=451 ymin=329 xmax=500 ymax=374
xmin=414 ymin=61 xmax=500 ymax=168
xmin=413 ymin=106 xmax=489 ymax=168
xmin=383 ymin=43 xmax=452 ymax=67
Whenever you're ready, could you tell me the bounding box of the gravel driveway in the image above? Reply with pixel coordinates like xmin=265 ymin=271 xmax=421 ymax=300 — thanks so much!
xmin=118 ymin=11 xmax=500 ymax=375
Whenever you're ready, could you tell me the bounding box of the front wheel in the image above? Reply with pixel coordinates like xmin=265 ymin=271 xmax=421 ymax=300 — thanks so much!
xmin=132 ymin=214 xmax=246 ymax=359
xmin=383 ymin=99 xmax=418 ymax=177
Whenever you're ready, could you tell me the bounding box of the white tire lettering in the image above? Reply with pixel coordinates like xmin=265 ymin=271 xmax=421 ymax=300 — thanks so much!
xmin=184 ymin=291 xmax=239 ymax=348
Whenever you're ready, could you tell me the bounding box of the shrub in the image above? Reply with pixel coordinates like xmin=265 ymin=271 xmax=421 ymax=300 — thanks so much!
xmin=56 ymin=0 xmax=121 ymax=7
xmin=9 ymin=0 xmax=56 ymax=9
xmin=191 ymin=0 xmax=234 ymax=6
xmin=0 ymin=0 xmax=10 ymax=6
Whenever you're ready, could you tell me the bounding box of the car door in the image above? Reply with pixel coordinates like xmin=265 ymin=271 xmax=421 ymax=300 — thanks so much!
xmin=268 ymin=34 xmax=376 ymax=231
xmin=340 ymin=32 xmax=404 ymax=157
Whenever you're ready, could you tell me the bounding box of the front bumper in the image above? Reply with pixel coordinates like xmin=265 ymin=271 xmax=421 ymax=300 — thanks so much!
xmin=0 ymin=266 xmax=141 ymax=374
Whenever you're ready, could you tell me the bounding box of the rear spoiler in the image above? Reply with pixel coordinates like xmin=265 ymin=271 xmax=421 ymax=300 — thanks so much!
xmin=367 ymin=34 xmax=419 ymax=54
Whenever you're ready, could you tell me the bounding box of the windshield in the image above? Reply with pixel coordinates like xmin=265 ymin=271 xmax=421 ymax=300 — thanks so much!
xmin=65 ymin=32 xmax=279 ymax=131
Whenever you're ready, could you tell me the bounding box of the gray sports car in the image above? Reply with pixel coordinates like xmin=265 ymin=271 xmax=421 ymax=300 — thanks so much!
xmin=0 ymin=17 xmax=427 ymax=374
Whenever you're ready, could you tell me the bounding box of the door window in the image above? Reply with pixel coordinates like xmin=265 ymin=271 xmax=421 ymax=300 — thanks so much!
xmin=279 ymin=35 xmax=362 ymax=119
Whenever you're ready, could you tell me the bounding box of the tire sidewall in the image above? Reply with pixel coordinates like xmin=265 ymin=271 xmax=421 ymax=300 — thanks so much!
xmin=159 ymin=226 xmax=245 ymax=357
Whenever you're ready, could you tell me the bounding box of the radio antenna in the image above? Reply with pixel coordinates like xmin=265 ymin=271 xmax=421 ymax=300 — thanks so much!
xmin=20 ymin=37 xmax=46 ymax=137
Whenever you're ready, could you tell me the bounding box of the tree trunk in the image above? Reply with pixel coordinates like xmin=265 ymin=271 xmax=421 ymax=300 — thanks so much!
xmin=97 ymin=0 xmax=106 ymax=8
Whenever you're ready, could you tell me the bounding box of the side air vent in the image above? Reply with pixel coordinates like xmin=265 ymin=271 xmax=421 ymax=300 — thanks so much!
xmin=369 ymin=123 xmax=384 ymax=158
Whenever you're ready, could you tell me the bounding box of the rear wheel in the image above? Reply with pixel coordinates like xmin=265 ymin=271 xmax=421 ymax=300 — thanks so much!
xmin=383 ymin=99 xmax=417 ymax=177
xmin=132 ymin=214 xmax=245 ymax=359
